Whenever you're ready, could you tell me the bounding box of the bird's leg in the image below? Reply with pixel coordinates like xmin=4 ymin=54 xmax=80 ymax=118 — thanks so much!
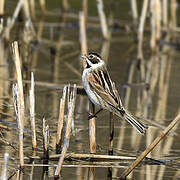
xmin=88 ymin=108 xmax=103 ymax=120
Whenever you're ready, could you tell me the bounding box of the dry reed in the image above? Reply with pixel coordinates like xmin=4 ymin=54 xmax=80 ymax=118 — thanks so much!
xmin=96 ymin=0 xmax=109 ymax=40
xmin=39 ymin=0 xmax=46 ymax=13
xmin=89 ymin=102 xmax=97 ymax=154
xmin=12 ymin=84 xmax=24 ymax=170
xmin=29 ymin=72 xmax=37 ymax=150
xmin=0 ymin=0 xmax=5 ymax=16
xmin=12 ymin=41 xmax=25 ymax=170
xmin=12 ymin=41 xmax=25 ymax=129
xmin=120 ymin=114 xmax=180 ymax=179
xmin=79 ymin=11 xmax=87 ymax=55
xmin=1 ymin=153 xmax=9 ymax=180
xmin=43 ymin=118 xmax=49 ymax=160
xmin=3 ymin=0 xmax=24 ymax=40
xmin=108 ymin=112 xmax=114 ymax=155
xmin=56 ymin=85 xmax=67 ymax=153
xmin=54 ymin=85 xmax=77 ymax=177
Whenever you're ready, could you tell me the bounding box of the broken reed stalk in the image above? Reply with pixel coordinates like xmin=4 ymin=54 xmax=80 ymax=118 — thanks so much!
xmin=43 ymin=118 xmax=49 ymax=161
xmin=12 ymin=41 xmax=25 ymax=129
xmin=108 ymin=112 xmax=114 ymax=155
xmin=0 ymin=0 xmax=5 ymax=16
xmin=29 ymin=72 xmax=37 ymax=150
xmin=1 ymin=153 xmax=9 ymax=180
xmin=137 ymin=0 xmax=149 ymax=60
xmin=79 ymin=11 xmax=87 ymax=55
xmin=56 ymin=85 xmax=67 ymax=153
xmin=24 ymin=152 xmax=137 ymax=161
xmin=12 ymin=84 xmax=24 ymax=169
xmin=12 ymin=41 xmax=25 ymax=170
xmin=120 ymin=114 xmax=180 ymax=179
xmin=55 ymin=85 xmax=77 ymax=178
xmin=89 ymin=102 xmax=96 ymax=154
xmin=96 ymin=0 xmax=109 ymax=40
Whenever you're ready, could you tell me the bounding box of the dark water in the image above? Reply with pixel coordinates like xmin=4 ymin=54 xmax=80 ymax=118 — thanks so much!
xmin=0 ymin=0 xmax=180 ymax=179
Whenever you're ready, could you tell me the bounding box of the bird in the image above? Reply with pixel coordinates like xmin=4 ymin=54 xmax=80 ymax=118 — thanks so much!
xmin=81 ymin=52 xmax=148 ymax=134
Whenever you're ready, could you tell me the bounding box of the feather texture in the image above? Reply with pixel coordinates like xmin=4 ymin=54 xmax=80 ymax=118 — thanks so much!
xmin=82 ymin=53 xmax=148 ymax=134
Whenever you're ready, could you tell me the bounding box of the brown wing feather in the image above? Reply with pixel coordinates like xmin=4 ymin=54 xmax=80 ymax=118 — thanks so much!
xmin=88 ymin=66 xmax=123 ymax=109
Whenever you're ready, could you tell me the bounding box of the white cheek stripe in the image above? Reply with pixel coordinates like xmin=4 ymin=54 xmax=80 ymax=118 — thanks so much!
xmin=91 ymin=61 xmax=104 ymax=70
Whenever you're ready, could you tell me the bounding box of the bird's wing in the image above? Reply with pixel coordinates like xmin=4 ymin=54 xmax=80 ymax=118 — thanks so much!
xmin=88 ymin=66 xmax=123 ymax=109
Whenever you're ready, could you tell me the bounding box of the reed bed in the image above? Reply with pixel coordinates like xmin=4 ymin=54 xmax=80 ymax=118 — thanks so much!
xmin=0 ymin=0 xmax=179 ymax=180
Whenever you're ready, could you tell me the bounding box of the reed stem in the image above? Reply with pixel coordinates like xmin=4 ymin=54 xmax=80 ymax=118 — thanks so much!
xmin=29 ymin=72 xmax=37 ymax=150
xmin=54 ymin=85 xmax=77 ymax=177
xmin=96 ymin=0 xmax=109 ymax=40
xmin=120 ymin=114 xmax=180 ymax=179
xmin=89 ymin=102 xmax=96 ymax=154
xmin=56 ymin=85 xmax=67 ymax=153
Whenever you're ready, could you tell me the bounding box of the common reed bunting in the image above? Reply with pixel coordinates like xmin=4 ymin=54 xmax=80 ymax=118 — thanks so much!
xmin=81 ymin=52 xmax=148 ymax=134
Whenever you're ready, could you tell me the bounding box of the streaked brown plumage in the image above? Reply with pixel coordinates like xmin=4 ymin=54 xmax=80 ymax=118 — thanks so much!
xmin=81 ymin=52 xmax=148 ymax=134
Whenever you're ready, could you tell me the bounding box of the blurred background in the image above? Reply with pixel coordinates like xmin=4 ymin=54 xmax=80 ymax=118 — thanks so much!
xmin=0 ymin=0 xmax=180 ymax=179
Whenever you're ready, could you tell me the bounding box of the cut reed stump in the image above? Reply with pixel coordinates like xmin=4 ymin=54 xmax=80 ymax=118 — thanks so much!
xmin=54 ymin=85 xmax=77 ymax=178
xmin=29 ymin=72 xmax=37 ymax=150
xmin=56 ymin=85 xmax=67 ymax=154
xmin=12 ymin=41 xmax=25 ymax=170
xmin=89 ymin=102 xmax=96 ymax=154
xmin=108 ymin=112 xmax=114 ymax=155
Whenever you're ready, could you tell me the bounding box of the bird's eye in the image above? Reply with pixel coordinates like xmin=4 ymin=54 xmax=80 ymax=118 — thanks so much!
xmin=89 ymin=55 xmax=93 ymax=59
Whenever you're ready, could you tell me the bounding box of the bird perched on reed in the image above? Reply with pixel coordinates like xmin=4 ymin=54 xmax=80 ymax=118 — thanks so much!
xmin=81 ymin=52 xmax=148 ymax=134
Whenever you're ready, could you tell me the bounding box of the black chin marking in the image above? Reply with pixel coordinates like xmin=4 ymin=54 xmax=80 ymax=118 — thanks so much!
xmin=86 ymin=62 xmax=91 ymax=68
xmin=88 ymin=52 xmax=102 ymax=59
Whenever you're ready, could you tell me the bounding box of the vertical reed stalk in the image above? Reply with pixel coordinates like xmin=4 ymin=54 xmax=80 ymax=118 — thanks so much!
xmin=56 ymin=85 xmax=67 ymax=153
xmin=23 ymin=0 xmax=31 ymax=18
xmin=130 ymin=0 xmax=138 ymax=25
xmin=96 ymin=0 xmax=109 ymax=40
xmin=89 ymin=102 xmax=96 ymax=154
xmin=62 ymin=0 xmax=70 ymax=11
xmin=155 ymin=0 xmax=161 ymax=42
xmin=0 ymin=0 xmax=5 ymax=16
xmin=1 ymin=153 xmax=9 ymax=180
xmin=30 ymin=0 xmax=35 ymax=19
xmin=39 ymin=0 xmax=46 ymax=13
xmin=13 ymin=84 xmax=24 ymax=170
xmin=12 ymin=41 xmax=24 ymax=170
xmin=29 ymin=72 xmax=37 ymax=150
xmin=162 ymin=0 xmax=168 ymax=29
xmin=12 ymin=41 xmax=25 ymax=129
xmin=0 ymin=18 xmax=3 ymax=34
xmin=54 ymin=85 xmax=77 ymax=178
xmin=137 ymin=0 xmax=149 ymax=60
xmin=79 ymin=11 xmax=87 ymax=55
xmin=43 ymin=117 xmax=49 ymax=161
xmin=83 ymin=0 xmax=88 ymax=25
xmin=108 ymin=112 xmax=114 ymax=155
xmin=150 ymin=0 xmax=156 ymax=52
xmin=171 ymin=0 xmax=177 ymax=29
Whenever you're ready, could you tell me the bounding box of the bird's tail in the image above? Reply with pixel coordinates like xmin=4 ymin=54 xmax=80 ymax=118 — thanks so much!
xmin=117 ymin=109 xmax=148 ymax=134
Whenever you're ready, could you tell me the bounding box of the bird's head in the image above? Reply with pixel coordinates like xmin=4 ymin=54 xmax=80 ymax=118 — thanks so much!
xmin=81 ymin=52 xmax=104 ymax=70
